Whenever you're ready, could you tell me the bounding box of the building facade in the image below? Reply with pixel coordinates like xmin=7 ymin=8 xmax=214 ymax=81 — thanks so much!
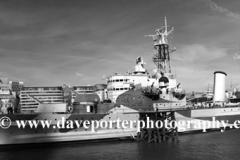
xmin=71 ymin=85 xmax=94 ymax=103
xmin=9 ymin=81 xmax=24 ymax=93
xmin=20 ymin=86 xmax=64 ymax=112
xmin=0 ymin=77 xmax=10 ymax=96
xmin=19 ymin=84 xmax=108 ymax=113
xmin=70 ymin=84 xmax=108 ymax=103
xmin=0 ymin=78 xmax=18 ymax=113
xmin=94 ymin=84 xmax=108 ymax=102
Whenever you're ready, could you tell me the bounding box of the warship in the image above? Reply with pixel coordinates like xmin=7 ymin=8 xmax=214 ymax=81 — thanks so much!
xmin=0 ymin=18 xmax=239 ymax=145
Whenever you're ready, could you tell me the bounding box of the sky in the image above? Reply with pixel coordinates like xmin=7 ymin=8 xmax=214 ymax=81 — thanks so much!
xmin=0 ymin=0 xmax=240 ymax=92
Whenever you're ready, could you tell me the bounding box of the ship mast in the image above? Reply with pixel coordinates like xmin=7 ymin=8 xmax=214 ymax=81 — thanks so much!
xmin=146 ymin=17 xmax=174 ymax=74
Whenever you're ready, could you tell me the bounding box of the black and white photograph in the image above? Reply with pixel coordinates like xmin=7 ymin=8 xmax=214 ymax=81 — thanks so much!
xmin=0 ymin=0 xmax=240 ymax=160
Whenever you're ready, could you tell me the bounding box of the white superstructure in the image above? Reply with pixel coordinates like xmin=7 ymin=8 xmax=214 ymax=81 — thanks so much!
xmin=107 ymin=57 xmax=157 ymax=102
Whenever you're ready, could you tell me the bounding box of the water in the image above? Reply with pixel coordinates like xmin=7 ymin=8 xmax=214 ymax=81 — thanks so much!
xmin=1 ymin=129 xmax=240 ymax=160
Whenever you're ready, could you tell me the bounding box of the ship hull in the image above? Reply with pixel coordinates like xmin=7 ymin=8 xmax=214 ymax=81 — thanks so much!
xmin=0 ymin=106 xmax=240 ymax=145
xmin=0 ymin=106 xmax=139 ymax=145
xmin=175 ymin=107 xmax=240 ymax=132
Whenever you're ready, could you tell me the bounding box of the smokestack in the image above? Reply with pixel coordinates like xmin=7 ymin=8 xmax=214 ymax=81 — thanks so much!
xmin=213 ymin=71 xmax=227 ymax=103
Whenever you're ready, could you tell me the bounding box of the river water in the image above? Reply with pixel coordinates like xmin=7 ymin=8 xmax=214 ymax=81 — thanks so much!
xmin=0 ymin=129 xmax=240 ymax=160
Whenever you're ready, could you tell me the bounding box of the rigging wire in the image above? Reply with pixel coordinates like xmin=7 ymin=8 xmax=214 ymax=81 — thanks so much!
xmin=188 ymin=57 xmax=211 ymax=81
xmin=168 ymin=32 xmax=177 ymax=75
xmin=177 ymin=54 xmax=212 ymax=83
xmin=168 ymin=27 xmax=211 ymax=83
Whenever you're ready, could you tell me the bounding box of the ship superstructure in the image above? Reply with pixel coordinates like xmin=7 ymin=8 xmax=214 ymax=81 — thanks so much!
xmin=115 ymin=17 xmax=186 ymax=110
xmin=107 ymin=57 xmax=155 ymax=103
xmin=144 ymin=17 xmax=182 ymax=97
xmin=146 ymin=17 xmax=174 ymax=74
xmin=108 ymin=18 xmax=184 ymax=107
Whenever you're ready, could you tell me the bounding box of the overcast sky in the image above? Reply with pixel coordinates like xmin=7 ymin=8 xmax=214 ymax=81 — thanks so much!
xmin=0 ymin=0 xmax=240 ymax=92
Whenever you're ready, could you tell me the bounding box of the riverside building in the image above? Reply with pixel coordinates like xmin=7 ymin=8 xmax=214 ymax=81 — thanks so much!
xmin=19 ymin=86 xmax=64 ymax=113
xmin=71 ymin=85 xmax=94 ymax=103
